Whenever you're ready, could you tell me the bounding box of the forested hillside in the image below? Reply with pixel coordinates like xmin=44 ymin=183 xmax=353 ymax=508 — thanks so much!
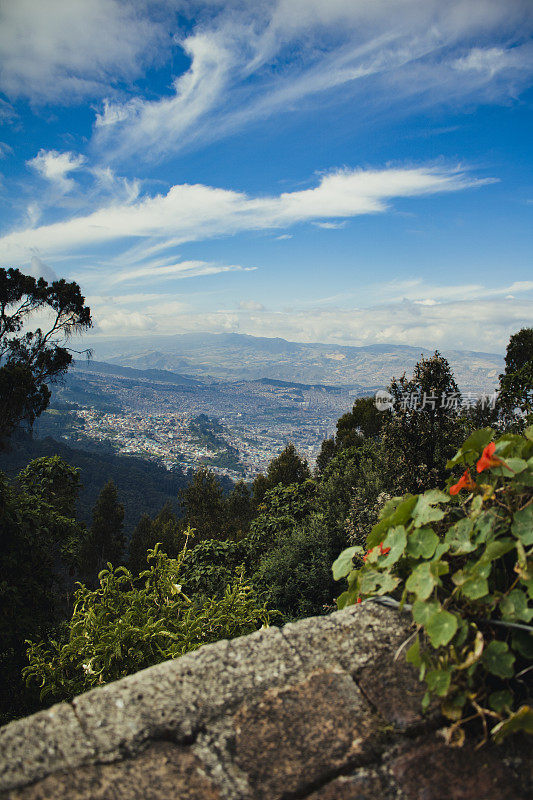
xmin=0 ymin=433 xmax=189 ymax=530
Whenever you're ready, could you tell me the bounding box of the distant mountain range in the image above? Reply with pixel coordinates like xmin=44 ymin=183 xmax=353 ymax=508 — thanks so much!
xmin=87 ymin=332 xmax=504 ymax=392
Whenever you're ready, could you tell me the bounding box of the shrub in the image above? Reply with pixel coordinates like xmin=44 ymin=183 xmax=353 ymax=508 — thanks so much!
xmin=333 ymin=426 xmax=533 ymax=743
xmin=24 ymin=540 xmax=271 ymax=702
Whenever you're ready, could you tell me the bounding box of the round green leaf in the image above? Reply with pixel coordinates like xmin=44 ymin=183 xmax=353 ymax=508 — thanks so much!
xmin=482 ymin=640 xmax=515 ymax=679
xmin=462 ymin=575 xmax=490 ymax=600
xmin=512 ymin=506 xmax=533 ymax=546
xmin=444 ymin=518 xmax=476 ymax=555
xmin=426 ymin=668 xmax=452 ymax=697
xmin=489 ymin=690 xmax=513 ymax=714
xmin=379 ymin=525 xmax=407 ymax=567
xmin=406 ymin=527 xmax=438 ymax=559
xmin=332 ymin=546 xmax=363 ymax=581
xmin=412 ymin=599 xmax=440 ymax=626
xmin=406 ymin=562 xmax=437 ymax=600
xmin=359 ymin=569 xmax=399 ymax=596
xmin=500 ymin=589 xmax=533 ymax=623
xmin=425 ymin=608 xmax=458 ymax=648
xmin=412 ymin=490 xmax=449 ymax=527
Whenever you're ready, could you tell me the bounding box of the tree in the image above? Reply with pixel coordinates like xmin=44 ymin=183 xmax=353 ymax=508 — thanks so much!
xmin=150 ymin=503 xmax=183 ymax=556
xmin=226 ymin=480 xmax=253 ymax=538
xmin=17 ymin=455 xmax=81 ymax=517
xmin=315 ymin=437 xmax=336 ymax=475
xmin=335 ymin=396 xmax=385 ymax=448
xmin=128 ymin=514 xmax=153 ymax=575
xmin=79 ymin=481 xmax=125 ymax=580
xmin=179 ymin=467 xmax=226 ymax=540
xmin=254 ymin=516 xmax=340 ymax=620
xmin=251 ymin=473 xmax=270 ymax=508
xmin=315 ymin=397 xmax=386 ymax=476
xmin=0 ymin=464 xmax=84 ymax=723
xmin=381 ymin=352 xmax=463 ymax=493
xmin=266 ymin=443 xmax=310 ymax=488
xmin=499 ymin=327 xmax=533 ymax=419
xmin=0 ymin=268 xmax=91 ymax=445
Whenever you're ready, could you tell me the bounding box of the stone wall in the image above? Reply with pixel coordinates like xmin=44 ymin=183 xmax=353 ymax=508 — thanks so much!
xmin=0 ymin=604 xmax=530 ymax=799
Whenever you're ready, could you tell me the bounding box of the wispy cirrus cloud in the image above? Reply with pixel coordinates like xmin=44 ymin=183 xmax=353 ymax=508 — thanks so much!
xmin=90 ymin=0 xmax=533 ymax=163
xmin=108 ymin=260 xmax=256 ymax=286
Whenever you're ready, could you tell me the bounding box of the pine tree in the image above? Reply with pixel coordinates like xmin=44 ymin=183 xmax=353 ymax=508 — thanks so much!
xmin=151 ymin=503 xmax=183 ymax=556
xmin=179 ymin=468 xmax=226 ymax=540
xmin=128 ymin=513 xmax=153 ymax=575
xmin=80 ymin=480 xmax=125 ymax=580
xmin=226 ymin=480 xmax=253 ymax=538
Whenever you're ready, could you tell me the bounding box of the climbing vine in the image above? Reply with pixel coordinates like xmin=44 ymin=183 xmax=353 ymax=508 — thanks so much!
xmin=333 ymin=426 xmax=533 ymax=744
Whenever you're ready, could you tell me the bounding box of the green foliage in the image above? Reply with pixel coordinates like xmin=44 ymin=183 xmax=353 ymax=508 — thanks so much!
xmin=0 ymin=267 xmax=91 ymax=445
xmin=255 ymin=515 xmax=341 ymax=619
xmin=24 ymin=543 xmax=271 ymax=702
xmin=381 ymin=352 xmax=464 ymax=494
xmin=17 ymin=455 xmax=81 ymax=517
xmin=225 ymin=480 xmax=253 ymax=538
xmin=179 ymin=467 xmax=227 ymax=540
xmin=0 ymin=464 xmax=85 ymax=723
xmin=77 ymin=481 xmax=125 ymax=581
xmin=180 ymin=538 xmax=249 ymax=598
xmin=128 ymin=504 xmax=184 ymax=575
xmin=335 ymin=396 xmax=386 ymax=448
xmin=499 ymin=327 xmax=533 ymax=419
xmin=333 ymin=426 xmax=533 ymax=742
xmin=265 ymin=442 xmax=310 ymax=487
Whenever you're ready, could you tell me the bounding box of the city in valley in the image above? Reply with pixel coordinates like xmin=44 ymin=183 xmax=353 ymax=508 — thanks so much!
xmin=38 ymin=367 xmax=355 ymax=480
xmin=34 ymin=334 xmax=503 ymax=480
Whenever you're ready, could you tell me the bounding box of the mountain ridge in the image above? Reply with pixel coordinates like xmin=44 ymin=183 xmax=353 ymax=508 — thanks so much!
xmin=86 ymin=332 xmax=503 ymax=392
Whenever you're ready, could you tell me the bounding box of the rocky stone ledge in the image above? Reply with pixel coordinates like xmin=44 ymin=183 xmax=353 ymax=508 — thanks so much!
xmin=0 ymin=604 xmax=530 ymax=800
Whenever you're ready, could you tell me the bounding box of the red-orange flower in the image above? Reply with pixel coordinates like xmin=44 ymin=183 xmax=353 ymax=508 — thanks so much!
xmin=379 ymin=542 xmax=391 ymax=556
xmin=356 ymin=597 xmax=362 ymax=604
xmin=476 ymin=442 xmax=505 ymax=473
xmin=363 ymin=547 xmax=374 ymax=562
xmin=449 ymin=469 xmax=477 ymax=495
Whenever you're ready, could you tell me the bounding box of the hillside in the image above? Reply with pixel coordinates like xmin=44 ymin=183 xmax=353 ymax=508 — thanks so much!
xmin=88 ymin=333 xmax=503 ymax=392
xmin=0 ymin=434 xmax=190 ymax=532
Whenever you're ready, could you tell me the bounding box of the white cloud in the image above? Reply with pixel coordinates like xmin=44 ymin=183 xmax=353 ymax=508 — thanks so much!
xmin=83 ymin=277 xmax=533 ymax=356
xmin=0 ymin=0 xmax=165 ymax=102
xmin=94 ymin=308 xmax=156 ymax=334
xmin=453 ymin=45 xmax=533 ymax=79
xmin=91 ymin=0 xmax=533 ymax=163
xmin=0 ymin=164 xmax=492 ymax=266
xmin=27 ymin=149 xmax=86 ymax=193
xmin=109 ymin=260 xmax=256 ymax=285
xmin=28 ymin=255 xmax=58 ymax=283
xmin=0 ymin=141 xmax=13 ymax=158
xmin=175 ymin=293 xmax=532 ymax=353
xmin=313 ymin=221 xmax=346 ymax=229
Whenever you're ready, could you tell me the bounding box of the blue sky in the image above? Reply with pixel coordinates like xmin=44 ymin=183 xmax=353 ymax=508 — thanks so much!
xmin=0 ymin=0 xmax=532 ymax=353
